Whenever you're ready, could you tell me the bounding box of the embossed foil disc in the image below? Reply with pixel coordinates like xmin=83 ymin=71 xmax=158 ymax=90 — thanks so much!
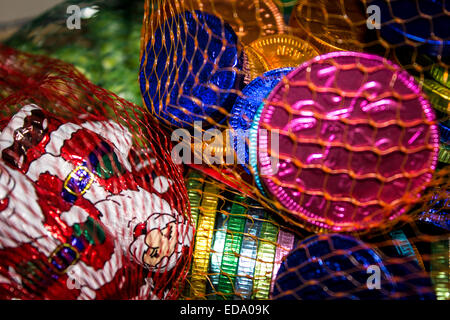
xmin=370 ymin=0 xmax=450 ymax=57
xmin=243 ymin=45 xmax=270 ymax=85
xmin=231 ymin=67 xmax=294 ymax=170
xmin=417 ymin=77 xmax=450 ymax=114
xmin=289 ymin=0 xmax=368 ymax=53
xmin=244 ymin=35 xmax=318 ymax=85
xmin=257 ymin=51 xmax=439 ymax=232
xmin=430 ymin=238 xmax=450 ymax=300
xmin=419 ymin=187 xmax=449 ymax=231
xmin=249 ymin=35 xmax=319 ymax=73
xmin=439 ymin=120 xmax=450 ymax=143
xmin=139 ymin=10 xmax=242 ymax=128
xmin=438 ymin=120 xmax=450 ymax=163
xmin=193 ymin=0 xmax=285 ymax=44
xmin=438 ymin=143 xmax=450 ymax=163
xmin=429 ymin=56 xmax=450 ymax=89
xmin=272 ymin=234 xmax=435 ymax=300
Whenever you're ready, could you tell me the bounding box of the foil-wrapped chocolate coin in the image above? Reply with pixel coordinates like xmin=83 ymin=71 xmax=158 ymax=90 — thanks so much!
xmin=257 ymin=51 xmax=439 ymax=232
xmin=417 ymin=77 xmax=450 ymax=114
xmin=243 ymin=45 xmax=271 ymax=85
xmin=430 ymin=238 xmax=450 ymax=300
xmin=430 ymin=62 xmax=450 ymax=89
xmin=289 ymin=0 xmax=368 ymax=53
xmin=249 ymin=102 xmax=268 ymax=195
xmin=418 ymin=187 xmax=449 ymax=231
xmin=230 ymin=67 xmax=294 ymax=171
xmin=439 ymin=120 xmax=450 ymax=143
xmin=249 ymin=35 xmax=319 ymax=73
xmin=438 ymin=143 xmax=450 ymax=163
xmin=272 ymin=234 xmax=435 ymax=299
xmin=370 ymin=0 xmax=450 ymax=57
xmin=195 ymin=0 xmax=285 ymax=45
xmin=139 ymin=10 xmax=243 ymax=128
xmin=437 ymin=118 xmax=450 ymax=163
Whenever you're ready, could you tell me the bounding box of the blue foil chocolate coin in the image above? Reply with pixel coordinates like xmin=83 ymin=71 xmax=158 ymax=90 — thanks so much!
xmin=439 ymin=120 xmax=450 ymax=143
xmin=370 ymin=0 xmax=450 ymax=57
xmin=230 ymin=67 xmax=293 ymax=170
xmin=419 ymin=187 xmax=450 ymax=231
xmin=272 ymin=234 xmax=435 ymax=300
xmin=248 ymin=102 xmax=267 ymax=195
xmin=139 ymin=10 xmax=243 ymax=128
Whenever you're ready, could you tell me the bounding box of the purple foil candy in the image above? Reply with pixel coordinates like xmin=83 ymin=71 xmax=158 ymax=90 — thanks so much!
xmin=257 ymin=52 xmax=439 ymax=232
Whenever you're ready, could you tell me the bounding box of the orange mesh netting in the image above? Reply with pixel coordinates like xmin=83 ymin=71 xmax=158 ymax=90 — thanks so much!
xmin=140 ymin=0 xmax=449 ymax=300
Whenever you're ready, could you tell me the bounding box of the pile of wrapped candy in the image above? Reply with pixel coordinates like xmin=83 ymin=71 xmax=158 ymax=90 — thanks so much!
xmin=0 ymin=0 xmax=448 ymax=300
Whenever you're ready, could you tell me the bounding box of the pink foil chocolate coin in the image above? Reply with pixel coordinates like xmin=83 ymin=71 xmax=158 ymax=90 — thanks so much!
xmin=257 ymin=51 xmax=439 ymax=232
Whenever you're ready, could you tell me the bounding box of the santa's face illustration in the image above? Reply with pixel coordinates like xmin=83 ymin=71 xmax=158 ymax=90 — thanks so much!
xmin=129 ymin=211 xmax=192 ymax=272
xmin=143 ymin=221 xmax=177 ymax=268
xmin=0 ymin=104 xmax=193 ymax=273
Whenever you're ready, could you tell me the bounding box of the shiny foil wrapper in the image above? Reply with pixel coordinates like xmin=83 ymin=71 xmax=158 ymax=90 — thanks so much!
xmin=256 ymin=51 xmax=439 ymax=232
xmin=139 ymin=10 xmax=244 ymax=128
xmin=0 ymin=105 xmax=194 ymax=299
xmin=183 ymin=171 xmax=302 ymax=299
xmin=273 ymin=234 xmax=435 ymax=300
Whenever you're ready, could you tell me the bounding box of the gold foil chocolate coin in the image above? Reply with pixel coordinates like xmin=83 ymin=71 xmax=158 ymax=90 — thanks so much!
xmin=243 ymin=45 xmax=271 ymax=84
xmin=418 ymin=77 xmax=450 ymax=114
xmin=194 ymin=0 xmax=286 ymax=44
xmin=430 ymin=63 xmax=450 ymax=89
xmin=289 ymin=0 xmax=367 ymax=53
xmin=248 ymin=34 xmax=319 ymax=73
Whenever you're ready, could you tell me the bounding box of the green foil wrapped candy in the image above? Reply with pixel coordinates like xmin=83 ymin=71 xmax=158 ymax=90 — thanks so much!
xmin=5 ymin=0 xmax=144 ymax=106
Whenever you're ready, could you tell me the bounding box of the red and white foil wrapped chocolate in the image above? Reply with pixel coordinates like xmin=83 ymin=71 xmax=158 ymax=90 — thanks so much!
xmin=0 ymin=104 xmax=194 ymax=299
xmin=257 ymin=52 xmax=439 ymax=232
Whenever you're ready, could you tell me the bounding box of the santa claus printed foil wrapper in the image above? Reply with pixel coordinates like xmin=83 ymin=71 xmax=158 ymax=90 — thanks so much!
xmin=0 ymin=104 xmax=194 ymax=299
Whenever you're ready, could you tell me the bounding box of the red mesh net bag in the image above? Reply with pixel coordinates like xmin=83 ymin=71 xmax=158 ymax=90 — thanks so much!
xmin=0 ymin=45 xmax=194 ymax=300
